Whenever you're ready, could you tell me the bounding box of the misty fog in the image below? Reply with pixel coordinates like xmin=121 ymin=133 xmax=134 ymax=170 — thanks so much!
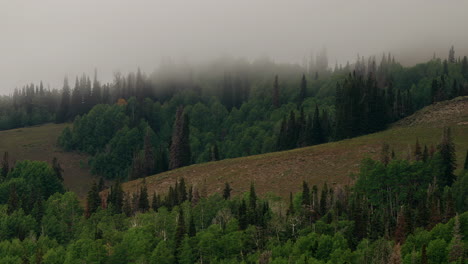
xmin=1 ymin=0 xmax=468 ymax=94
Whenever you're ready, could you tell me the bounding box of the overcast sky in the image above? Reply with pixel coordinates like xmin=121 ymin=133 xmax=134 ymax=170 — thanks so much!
xmin=1 ymin=0 xmax=468 ymax=94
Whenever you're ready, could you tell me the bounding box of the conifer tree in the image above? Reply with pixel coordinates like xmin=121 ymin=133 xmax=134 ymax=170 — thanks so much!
xmin=56 ymin=77 xmax=71 ymax=123
xmin=188 ymin=214 xmax=196 ymax=237
xmin=108 ymin=181 xmax=124 ymax=213
xmin=51 ymin=157 xmax=64 ymax=182
xmin=438 ymin=127 xmax=456 ymax=186
xmin=7 ymin=184 xmax=19 ymax=214
xmin=143 ymin=128 xmax=155 ymax=176
xmin=320 ymin=182 xmax=328 ymax=216
xmin=138 ymin=184 xmax=149 ymax=212
xmin=222 ymin=182 xmax=232 ymax=200
xmin=448 ymin=45 xmax=455 ymax=63
xmin=286 ymin=111 xmax=297 ymax=149
xmin=301 ymin=181 xmax=310 ymax=207
xmin=249 ymin=182 xmax=257 ymax=211
xmin=273 ymin=75 xmax=280 ymax=108
xmin=86 ymin=181 xmax=101 ymax=217
xmin=178 ymin=178 xmax=187 ymax=203
xmin=1 ymin=151 xmax=9 ymax=179
xmin=175 ymin=207 xmax=186 ymax=250
xmin=211 ymin=143 xmax=220 ymax=161
xmin=238 ymin=199 xmax=248 ymax=229
xmin=299 ymin=74 xmax=307 ymax=104
xmin=169 ymin=106 xmax=191 ymax=170
xmin=151 ymin=192 xmax=161 ymax=212
xmin=414 ymin=139 xmax=422 ymax=161
xmin=122 ymin=193 xmax=132 ymax=217
xmin=380 ymin=143 xmax=390 ymax=166
xmin=311 ymin=105 xmax=324 ymax=145
xmin=423 ymin=145 xmax=429 ymax=162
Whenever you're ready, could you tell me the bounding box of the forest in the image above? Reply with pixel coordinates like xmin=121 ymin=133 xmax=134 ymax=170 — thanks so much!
xmin=2 ymin=50 xmax=464 ymax=180
xmin=0 ymin=129 xmax=467 ymax=263
xmin=0 ymin=48 xmax=468 ymax=263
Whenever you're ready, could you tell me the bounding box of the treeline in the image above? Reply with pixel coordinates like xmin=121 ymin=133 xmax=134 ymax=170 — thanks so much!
xmin=0 ymin=131 xmax=466 ymax=263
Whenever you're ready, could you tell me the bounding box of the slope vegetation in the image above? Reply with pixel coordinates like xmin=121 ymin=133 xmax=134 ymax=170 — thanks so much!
xmin=122 ymin=97 xmax=468 ymax=198
xmin=0 ymin=123 xmax=94 ymax=198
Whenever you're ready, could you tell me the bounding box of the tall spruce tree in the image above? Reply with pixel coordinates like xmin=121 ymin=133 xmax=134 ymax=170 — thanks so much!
xmin=1 ymin=151 xmax=9 ymax=179
xmin=223 ymin=182 xmax=232 ymax=200
xmin=56 ymin=77 xmax=71 ymax=123
xmin=175 ymin=208 xmax=186 ymax=250
xmin=86 ymin=181 xmax=101 ymax=217
xmin=437 ymin=127 xmax=456 ymax=186
xmin=169 ymin=106 xmax=191 ymax=170
xmin=302 ymin=181 xmax=310 ymax=207
xmin=311 ymin=105 xmax=324 ymax=145
xmin=143 ymin=128 xmax=156 ymax=176
xmin=273 ymin=75 xmax=280 ymax=108
xmin=299 ymin=74 xmax=307 ymax=105
xmin=138 ymin=184 xmax=149 ymax=212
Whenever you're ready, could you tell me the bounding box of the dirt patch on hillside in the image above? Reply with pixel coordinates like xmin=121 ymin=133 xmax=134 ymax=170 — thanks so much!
xmin=394 ymin=96 xmax=468 ymax=127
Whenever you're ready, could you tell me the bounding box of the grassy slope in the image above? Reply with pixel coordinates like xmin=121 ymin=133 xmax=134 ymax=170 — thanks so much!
xmin=0 ymin=123 xmax=94 ymax=198
xmin=121 ymin=97 xmax=468 ymax=199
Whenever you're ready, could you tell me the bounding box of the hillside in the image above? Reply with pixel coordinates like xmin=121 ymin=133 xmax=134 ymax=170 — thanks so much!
xmin=121 ymin=96 xmax=468 ymax=199
xmin=0 ymin=123 xmax=94 ymax=198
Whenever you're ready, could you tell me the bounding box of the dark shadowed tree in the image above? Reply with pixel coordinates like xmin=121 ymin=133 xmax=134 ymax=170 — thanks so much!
xmin=273 ymin=75 xmax=280 ymax=108
xmin=56 ymin=77 xmax=71 ymax=123
xmin=1 ymin=151 xmax=9 ymax=178
xmin=169 ymin=106 xmax=191 ymax=170
xmin=299 ymin=74 xmax=307 ymax=104
xmin=138 ymin=183 xmax=149 ymax=212
xmin=222 ymin=182 xmax=232 ymax=200
xmin=211 ymin=143 xmax=220 ymax=161
xmin=437 ymin=127 xmax=456 ymax=186
xmin=52 ymin=157 xmax=64 ymax=182
xmin=86 ymin=181 xmax=101 ymax=217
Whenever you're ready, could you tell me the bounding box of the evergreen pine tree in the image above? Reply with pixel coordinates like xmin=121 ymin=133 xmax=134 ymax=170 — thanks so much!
xmin=151 ymin=192 xmax=160 ymax=212
xmin=1 ymin=151 xmax=9 ymax=179
xmin=238 ymin=199 xmax=248 ymax=230
xmin=138 ymin=184 xmax=149 ymax=212
xmin=56 ymin=77 xmax=71 ymax=123
xmin=438 ymin=127 xmax=457 ymax=186
xmin=448 ymin=45 xmax=455 ymax=63
xmin=178 ymin=178 xmax=187 ymax=203
xmin=222 ymin=182 xmax=232 ymax=200
xmin=169 ymin=106 xmax=191 ymax=169
xmin=211 ymin=143 xmax=220 ymax=161
xmin=414 ymin=139 xmax=422 ymax=161
xmin=175 ymin=207 xmax=186 ymax=250
xmin=299 ymin=74 xmax=307 ymax=104
xmin=7 ymin=184 xmax=19 ymax=214
xmin=423 ymin=145 xmax=429 ymax=162
xmin=311 ymin=105 xmax=324 ymax=145
xmin=188 ymin=214 xmax=196 ymax=237
xmin=86 ymin=181 xmax=101 ymax=217
xmin=320 ymin=182 xmax=328 ymax=216
xmin=273 ymin=75 xmax=280 ymax=108
xmin=122 ymin=193 xmax=132 ymax=217
xmin=143 ymin=128 xmax=156 ymax=176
